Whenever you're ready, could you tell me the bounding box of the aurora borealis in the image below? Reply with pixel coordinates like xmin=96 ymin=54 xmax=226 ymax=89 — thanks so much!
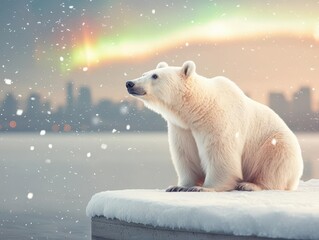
xmin=57 ymin=1 xmax=319 ymax=72
xmin=1 ymin=0 xmax=319 ymax=108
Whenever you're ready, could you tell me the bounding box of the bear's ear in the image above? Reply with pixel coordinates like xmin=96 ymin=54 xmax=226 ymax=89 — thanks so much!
xmin=156 ymin=62 xmax=168 ymax=69
xmin=181 ymin=61 xmax=196 ymax=78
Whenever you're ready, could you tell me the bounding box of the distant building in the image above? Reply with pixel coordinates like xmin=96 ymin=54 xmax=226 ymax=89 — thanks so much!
xmin=0 ymin=83 xmax=316 ymax=133
xmin=26 ymin=93 xmax=42 ymax=117
xmin=77 ymin=86 xmax=92 ymax=126
xmin=0 ymin=93 xmax=18 ymax=131
xmin=66 ymin=81 xmax=75 ymax=112
xmin=292 ymin=87 xmax=312 ymax=115
xmin=77 ymin=86 xmax=92 ymax=112
xmin=291 ymin=87 xmax=314 ymax=131
xmin=268 ymin=87 xmax=317 ymax=132
xmin=269 ymin=92 xmax=290 ymax=120
xmin=1 ymin=93 xmax=17 ymax=118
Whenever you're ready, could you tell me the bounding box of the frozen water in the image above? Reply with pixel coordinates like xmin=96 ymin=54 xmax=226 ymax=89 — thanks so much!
xmin=0 ymin=132 xmax=318 ymax=239
xmin=87 ymin=180 xmax=319 ymax=239
xmin=0 ymin=133 xmax=318 ymax=240
xmin=40 ymin=130 xmax=46 ymax=136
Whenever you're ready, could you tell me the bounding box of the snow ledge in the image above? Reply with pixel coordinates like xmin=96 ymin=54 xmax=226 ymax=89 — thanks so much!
xmin=87 ymin=180 xmax=319 ymax=240
xmin=91 ymin=217 xmax=278 ymax=240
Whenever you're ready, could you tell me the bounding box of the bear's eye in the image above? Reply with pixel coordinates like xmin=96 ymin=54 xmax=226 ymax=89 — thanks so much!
xmin=151 ymin=74 xmax=158 ymax=80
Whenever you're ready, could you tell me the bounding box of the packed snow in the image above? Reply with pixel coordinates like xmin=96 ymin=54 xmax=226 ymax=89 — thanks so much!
xmin=86 ymin=180 xmax=319 ymax=239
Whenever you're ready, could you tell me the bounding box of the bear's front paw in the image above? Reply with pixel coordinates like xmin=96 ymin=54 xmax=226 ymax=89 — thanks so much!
xmin=165 ymin=186 xmax=188 ymax=192
xmin=165 ymin=186 xmax=203 ymax=192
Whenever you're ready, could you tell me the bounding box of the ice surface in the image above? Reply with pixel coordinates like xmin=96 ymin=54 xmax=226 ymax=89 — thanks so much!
xmin=86 ymin=180 xmax=319 ymax=239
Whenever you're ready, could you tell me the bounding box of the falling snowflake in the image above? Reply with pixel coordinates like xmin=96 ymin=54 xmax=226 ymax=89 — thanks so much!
xmin=271 ymin=138 xmax=277 ymax=145
xmin=30 ymin=146 xmax=35 ymax=151
xmin=82 ymin=67 xmax=88 ymax=71
xmin=45 ymin=159 xmax=51 ymax=164
xmin=235 ymin=132 xmax=239 ymax=138
xmin=59 ymin=56 xmax=64 ymax=62
xmin=4 ymin=78 xmax=12 ymax=85
xmin=91 ymin=116 xmax=100 ymax=126
xmin=16 ymin=109 xmax=23 ymax=115
xmin=152 ymin=9 xmax=156 ymax=14
xmin=101 ymin=144 xmax=107 ymax=150
xmin=27 ymin=192 xmax=33 ymax=199
xmin=112 ymin=129 xmax=117 ymax=133
xmin=40 ymin=130 xmax=46 ymax=136
xmin=48 ymin=144 xmax=53 ymax=149
xmin=120 ymin=105 xmax=129 ymax=115
xmin=87 ymin=152 xmax=91 ymax=158
xmin=126 ymin=124 xmax=131 ymax=130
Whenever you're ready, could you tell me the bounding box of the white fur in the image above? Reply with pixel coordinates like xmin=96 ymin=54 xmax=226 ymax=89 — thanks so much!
xmin=128 ymin=61 xmax=303 ymax=192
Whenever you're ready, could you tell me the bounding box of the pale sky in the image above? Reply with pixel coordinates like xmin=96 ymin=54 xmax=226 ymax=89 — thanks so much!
xmin=1 ymin=0 xmax=319 ymax=110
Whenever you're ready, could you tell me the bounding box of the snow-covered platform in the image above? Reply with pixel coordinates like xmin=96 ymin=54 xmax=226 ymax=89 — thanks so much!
xmin=87 ymin=180 xmax=319 ymax=240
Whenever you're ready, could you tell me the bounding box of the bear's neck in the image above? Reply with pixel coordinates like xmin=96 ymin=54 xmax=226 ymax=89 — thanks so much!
xmin=174 ymin=79 xmax=220 ymax=131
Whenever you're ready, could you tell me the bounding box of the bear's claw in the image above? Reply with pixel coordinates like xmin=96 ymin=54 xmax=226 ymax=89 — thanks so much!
xmin=186 ymin=186 xmax=203 ymax=192
xmin=165 ymin=186 xmax=203 ymax=192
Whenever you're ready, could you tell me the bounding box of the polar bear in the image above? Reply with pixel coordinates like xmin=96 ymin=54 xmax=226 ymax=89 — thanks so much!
xmin=126 ymin=61 xmax=303 ymax=192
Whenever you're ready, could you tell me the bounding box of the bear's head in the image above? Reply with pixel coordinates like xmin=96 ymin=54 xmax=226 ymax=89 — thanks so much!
xmin=125 ymin=61 xmax=196 ymax=127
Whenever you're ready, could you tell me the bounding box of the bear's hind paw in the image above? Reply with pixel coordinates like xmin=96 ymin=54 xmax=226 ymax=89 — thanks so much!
xmin=236 ymin=182 xmax=262 ymax=191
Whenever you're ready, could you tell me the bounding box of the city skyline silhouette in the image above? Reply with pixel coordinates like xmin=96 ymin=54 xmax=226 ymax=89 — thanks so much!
xmin=0 ymin=82 xmax=318 ymax=133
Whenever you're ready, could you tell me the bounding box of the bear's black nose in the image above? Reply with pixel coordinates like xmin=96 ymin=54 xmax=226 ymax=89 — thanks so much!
xmin=126 ymin=81 xmax=135 ymax=89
